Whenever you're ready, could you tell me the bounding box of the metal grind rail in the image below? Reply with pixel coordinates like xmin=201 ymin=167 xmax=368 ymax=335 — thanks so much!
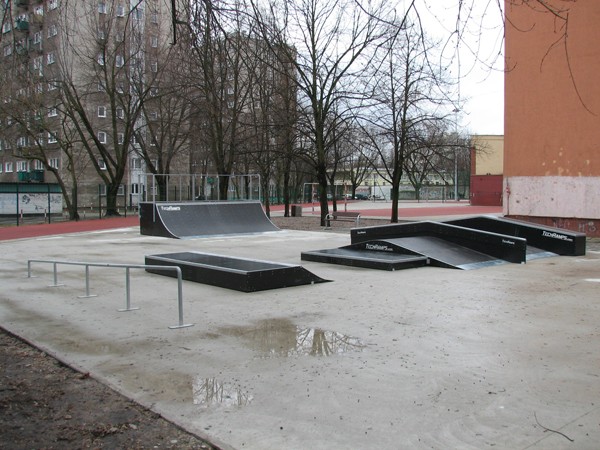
xmin=26 ymin=259 xmax=193 ymax=329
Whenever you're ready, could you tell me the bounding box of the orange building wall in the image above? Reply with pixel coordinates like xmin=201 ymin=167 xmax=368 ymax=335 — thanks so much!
xmin=504 ymin=1 xmax=600 ymax=235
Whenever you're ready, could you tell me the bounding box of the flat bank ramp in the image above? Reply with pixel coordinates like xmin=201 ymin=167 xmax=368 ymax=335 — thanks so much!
xmin=146 ymin=252 xmax=328 ymax=292
xmin=383 ymin=237 xmax=507 ymax=270
xmin=140 ymin=201 xmax=279 ymax=238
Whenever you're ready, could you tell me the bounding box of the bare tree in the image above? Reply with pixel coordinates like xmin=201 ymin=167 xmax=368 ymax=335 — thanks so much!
xmin=181 ymin=0 xmax=254 ymax=200
xmin=56 ymin=1 xmax=158 ymax=216
xmin=360 ymin=19 xmax=454 ymax=222
xmin=250 ymin=0 xmax=390 ymax=225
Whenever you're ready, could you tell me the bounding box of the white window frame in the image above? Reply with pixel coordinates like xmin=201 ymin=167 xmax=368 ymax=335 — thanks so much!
xmin=3 ymin=45 xmax=12 ymax=57
xmin=116 ymin=4 xmax=125 ymax=17
xmin=33 ymin=31 xmax=42 ymax=44
xmin=98 ymin=131 xmax=107 ymax=144
xmin=97 ymin=54 xmax=105 ymax=66
xmin=98 ymin=158 xmax=107 ymax=170
xmin=97 ymin=105 xmax=106 ymax=117
xmin=98 ymin=2 xmax=106 ymax=14
xmin=116 ymin=54 xmax=124 ymax=67
xmin=47 ymin=132 xmax=57 ymax=143
xmin=49 ymin=158 xmax=60 ymax=169
xmin=116 ymin=107 xmax=124 ymax=119
xmin=17 ymin=160 xmax=28 ymax=172
xmin=5 ymin=162 xmax=13 ymax=173
xmin=47 ymin=107 xmax=58 ymax=117
xmin=46 ymin=52 xmax=55 ymax=65
xmin=150 ymin=36 xmax=158 ymax=48
xmin=48 ymin=0 xmax=58 ymax=11
xmin=47 ymin=24 xmax=57 ymax=38
xmin=117 ymin=132 xmax=124 ymax=144
xmin=33 ymin=160 xmax=44 ymax=170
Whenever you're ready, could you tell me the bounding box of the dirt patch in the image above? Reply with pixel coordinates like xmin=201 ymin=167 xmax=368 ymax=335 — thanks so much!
xmin=0 ymin=330 xmax=216 ymax=450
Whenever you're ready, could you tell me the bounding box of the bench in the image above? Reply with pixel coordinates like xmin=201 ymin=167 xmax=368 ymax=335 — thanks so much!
xmin=325 ymin=211 xmax=361 ymax=229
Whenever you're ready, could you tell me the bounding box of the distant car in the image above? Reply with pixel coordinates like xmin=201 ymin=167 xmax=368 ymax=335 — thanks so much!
xmin=369 ymin=194 xmax=385 ymax=200
xmin=355 ymin=193 xmax=368 ymax=200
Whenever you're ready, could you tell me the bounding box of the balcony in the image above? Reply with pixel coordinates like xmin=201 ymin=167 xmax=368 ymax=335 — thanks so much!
xmin=17 ymin=170 xmax=45 ymax=183
xmin=15 ymin=20 xmax=30 ymax=31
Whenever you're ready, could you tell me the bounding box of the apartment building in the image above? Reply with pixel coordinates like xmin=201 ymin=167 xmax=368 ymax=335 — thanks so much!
xmin=0 ymin=0 xmax=182 ymax=215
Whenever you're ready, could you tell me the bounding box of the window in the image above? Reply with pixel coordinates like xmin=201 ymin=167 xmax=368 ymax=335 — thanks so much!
xmin=48 ymin=0 xmax=58 ymax=11
xmin=98 ymin=158 xmax=107 ymax=170
xmin=33 ymin=160 xmax=44 ymax=170
xmin=98 ymin=2 xmax=106 ymax=14
xmin=35 ymin=83 xmax=43 ymax=94
xmin=47 ymin=24 xmax=57 ymax=38
xmin=47 ymin=132 xmax=57 ymax=143
xmin=131 ymin=158 xmax=142 ymax=169
xmin=46 ymin=52 xmax=55 ymax=64
xmin=34 ymin=5 xmax=44 ymax=16
xmin=97 ymin=105 xmax=106 ymax=117
xmin=49 ymin=158 xmax=60 ymax=169
xmin=0 ymin=163 xmax=2 ymax=173
xmin=97 ymin=54 xmax=104 ymax=65
xmin=97 ymin=82 xmax=105 ymax=92
xmin=131 ymin=183 xmax=139 ymax=194
xmin=117 ymin=133 xmax=124 ymax=144
xmin=17 ymin=137 xmax=27 ymax=148
xmin=116 ymin=83 xmax=124 ymax=94
xmin=116 ymin=5 xmax=125 ymax=17
xmin=150 ymin=111 xmax=158 ymax=120
xmin=47 ymin=107 xmax=57 ymax=117
xmin=150 ymin=61 xmax=158 ymax=72
xmin=116 ymin=55 xmax=124 ymax=67
xmin=2 ymin=21 xmax=11 ymax=34
xmin=97 ymin=28 xmax=105 ymax=40
xmin=48 ymin=80 xmax=59 ymax=91
xmin=98 ymin=131 xmax=107 ymax=144
xmin=116 ymin=107 xmax=124 ymax=119
xmin=150 ymin=87 xmax=158 ymax=97
xmin=132 ymin=7 xmax=143 ymax=20
xmin=17 ymin=161 xmax=28 ymax=172
xmin=150 ymin=36 xmax=158 ymax=48
xmin=33 ymin=56 xmax=43 ymax=73
xmin=151 ymin=13 xmax=158 ymax=24
xmin=3 ymin=45 xmax=11 ymax=57
xmin=34 ymin=31 xmax=42 ymax=44
xmin=5 ymin=162 xmax=13 ymax=173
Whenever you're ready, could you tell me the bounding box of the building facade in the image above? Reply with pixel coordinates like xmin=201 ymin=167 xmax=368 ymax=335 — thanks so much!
xmin=470 ymin=134 xmax=503 ymax=206
xmin=504 ymin=1 xmax=600 ymax=236
xmin=0 ymin=0 xmax=182 ymax=215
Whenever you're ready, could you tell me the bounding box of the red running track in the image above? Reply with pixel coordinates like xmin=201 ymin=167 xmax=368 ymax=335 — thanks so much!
xmin=1 ymin=203 xmax=501 ymax=241
xmin=0 ymin=216 xmax=140 ymax=242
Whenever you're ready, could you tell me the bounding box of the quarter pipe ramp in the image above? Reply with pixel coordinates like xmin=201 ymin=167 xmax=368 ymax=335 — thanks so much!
xmin=140 ymin=201 xmax=280 ymax=238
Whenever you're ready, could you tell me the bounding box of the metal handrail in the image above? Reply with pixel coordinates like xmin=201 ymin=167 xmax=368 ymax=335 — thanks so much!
xmin=27 ymin=259 xmax=193 ymax=329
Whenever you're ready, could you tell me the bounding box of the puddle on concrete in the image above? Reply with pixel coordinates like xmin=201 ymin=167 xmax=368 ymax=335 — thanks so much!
xmin=192 ymin=377 xmax=253 ymax=408
xmin=220 ymin=318 xmax=366 ymax=357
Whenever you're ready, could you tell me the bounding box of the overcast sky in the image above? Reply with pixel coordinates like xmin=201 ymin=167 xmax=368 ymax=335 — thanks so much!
xmin=417 ymin=0 xmax=505 ymax=136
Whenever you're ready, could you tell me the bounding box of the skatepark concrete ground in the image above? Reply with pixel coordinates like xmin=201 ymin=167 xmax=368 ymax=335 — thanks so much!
xmin=2 ymin=201 xmax=600 ymax=449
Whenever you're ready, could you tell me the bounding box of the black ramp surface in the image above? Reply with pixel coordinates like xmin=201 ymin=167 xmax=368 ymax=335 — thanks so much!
xmin=446 ymin=216 xmax=586 ymax=256
xmin=384 ymin=237 xmax=507 ymax=270
xmin=145 ymin=252 xmax=329 ymax=292
xmin=301 ymin=248 xmax=429 ymax=271
xmin=351 ymin=221 xmax=528 ymax=264
xmin=140 ymin=201 xmax=280 ymax=238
